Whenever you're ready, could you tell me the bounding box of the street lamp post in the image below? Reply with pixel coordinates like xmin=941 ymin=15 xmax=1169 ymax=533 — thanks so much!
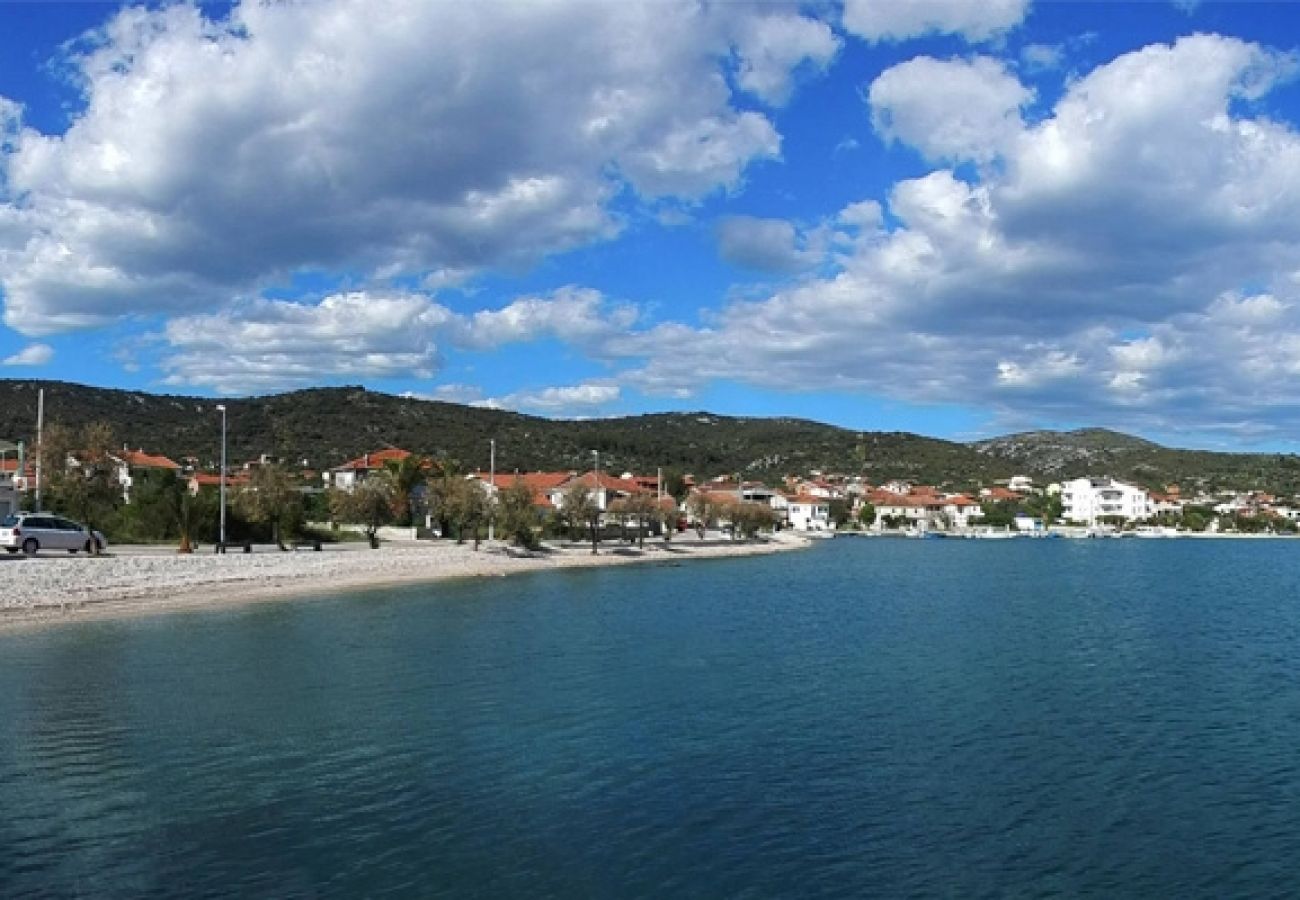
xmin=487 ymin=438 xmax=496 ymax=543
xmin=216 ymin=404 xmax=227 ymax=552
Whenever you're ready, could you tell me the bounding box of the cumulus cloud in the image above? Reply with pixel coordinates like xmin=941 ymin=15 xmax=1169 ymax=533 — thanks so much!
xmin=869 ymin=56 xmax=1033 ymax=164
xmin=156 ymin=286 xmax=640 ymax=394
xmin=587 ymin=35 xmax=1300 ymax=440
xmin=841 ymin=0 xmax=1031 ymax=43
xmin=480 ymin=382 xmax=621 ymax=416
xmin=733 ymin=13 xmax=840 ymax=105
xmin=2 ymin=343 xmax=53 ymax=366
xmin=0 ymin=0 xmax=827 ymax=334
xmin=716 ymin=216 xmax=821 ymax=273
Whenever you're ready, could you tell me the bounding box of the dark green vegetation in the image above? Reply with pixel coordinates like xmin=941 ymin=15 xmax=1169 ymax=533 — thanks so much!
xmin=972 ymin=428 xmax=1300 ymax=494
xmin=3 ymin=380 xmax=1300 ymax=491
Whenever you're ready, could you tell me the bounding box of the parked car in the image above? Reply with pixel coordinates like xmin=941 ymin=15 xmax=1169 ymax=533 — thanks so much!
xmin=0 ymin=512 xmax=108 ymax=556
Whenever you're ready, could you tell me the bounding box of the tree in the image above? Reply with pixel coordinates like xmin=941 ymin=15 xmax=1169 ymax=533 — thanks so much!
xmin=607 ymin=496 xmax=632 ymax=543
xmin=619 ymin=491 xmax=660 ymax=549
xmin=656 ymin=497 xmax=679 ymax=544
xmin=42 ymin=421 xmax=120 ymax=552
xmin=234 ymin=464 xmax=302 ymax=550
xmin=330 ymin=472 xmax=396 ymax=548
xmin=977 ymin=500 xmax=1018 ymax=528
xmin=442 ymin=478 xmax=491 ymax=549
xmin=425 ymin=458 xmax=463 ymax=537
xmin=731 ymin=501 xmax=776 ymax=539
xmin=857 ymin=501 xmax=876 ymax=530
xmin=496 ymin=478 xmax=541 ymax=549
xmin=662 ymin=469 xmax=690 ymax=503
xmin=828 ymin=498 xmax=852 ymax=529
xmin=174 ymin=488 xmax=213 ymax=554
xmin=384 ymin=454 xmax=429 ymax=526
xmin=560 ymin=481 xmax=601 ymax=554
xmin=686 ymin=492 xmax=719 ymax=539
xmin=1023 ymin=491 xmax=1063 ymax=525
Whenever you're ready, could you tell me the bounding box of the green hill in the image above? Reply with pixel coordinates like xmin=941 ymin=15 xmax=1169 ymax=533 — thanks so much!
xmin=2 ymin=380 xmax=1298 ymax=492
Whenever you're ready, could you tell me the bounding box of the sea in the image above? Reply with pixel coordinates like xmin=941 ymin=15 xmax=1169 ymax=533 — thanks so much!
xmin=2 ymin=537 xmax=1300 ymax=897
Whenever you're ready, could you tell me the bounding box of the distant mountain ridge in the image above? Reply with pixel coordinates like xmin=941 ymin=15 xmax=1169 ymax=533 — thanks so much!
xmin=2 ymin=380 xmax=1298 ymax=493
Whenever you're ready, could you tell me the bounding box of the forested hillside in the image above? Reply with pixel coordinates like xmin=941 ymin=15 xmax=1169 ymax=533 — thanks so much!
xmin=3 ymin=380 xmax=1299 ymax=491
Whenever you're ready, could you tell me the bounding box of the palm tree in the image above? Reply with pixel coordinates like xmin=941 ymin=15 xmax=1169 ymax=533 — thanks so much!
xmin=384 ymin=454 xmax=429 ymax=526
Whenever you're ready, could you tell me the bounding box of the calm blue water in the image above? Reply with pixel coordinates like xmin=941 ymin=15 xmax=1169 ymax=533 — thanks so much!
xmin=3 ymin=538 xmax=1300 ymax=897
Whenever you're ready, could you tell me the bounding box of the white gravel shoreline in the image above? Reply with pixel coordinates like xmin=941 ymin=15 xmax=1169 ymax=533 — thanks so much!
xmin=0 ymin=532 xmax=811 ymax=629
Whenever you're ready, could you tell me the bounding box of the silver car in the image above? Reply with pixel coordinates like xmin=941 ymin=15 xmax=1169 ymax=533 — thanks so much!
xmin=0 ymin=513 xmax=108 ymax=556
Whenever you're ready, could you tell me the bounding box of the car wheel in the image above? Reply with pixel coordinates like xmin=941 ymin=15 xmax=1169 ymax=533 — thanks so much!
xmin=69 ymin=548 xmax=79 ymax=554
xmin=22 ymin=538 xmax=38 ymax=556
xmin=4 ymin=548 xmax=17 ymax=554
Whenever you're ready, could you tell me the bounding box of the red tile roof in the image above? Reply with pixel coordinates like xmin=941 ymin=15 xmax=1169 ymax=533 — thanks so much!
xmin=335 ymin=448 xmax=411 ymax=471
xmin=189 ymin=473 xmax=250 ymax=488
xmin=790 ymin=493 xmax=828 ymax=505
xmin=121 ymin=450 xmax=181 ymax=470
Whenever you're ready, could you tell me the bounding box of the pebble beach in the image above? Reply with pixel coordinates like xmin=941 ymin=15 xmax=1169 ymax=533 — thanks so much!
xmin=0 ymin=532 xmax=810 ymax=628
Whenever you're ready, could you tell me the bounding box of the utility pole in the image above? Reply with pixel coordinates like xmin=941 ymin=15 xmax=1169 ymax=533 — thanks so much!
xmin=487 ymin=438 xmax=496 ymax=542
xmin=34 ymin=388 xmax=44 ymax=511
xmin=217 ymin=404 xmax=227 ymax=552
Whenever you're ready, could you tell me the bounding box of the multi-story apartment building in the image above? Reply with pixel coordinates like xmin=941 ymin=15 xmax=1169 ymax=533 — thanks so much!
xmin=1060 ymin=477 xmax=1151 ymax=525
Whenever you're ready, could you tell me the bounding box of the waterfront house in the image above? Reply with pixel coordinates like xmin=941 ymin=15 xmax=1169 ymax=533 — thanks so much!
xmin=786 ymin=494 xmax=831 ymax=531
xmin=471 ymin=471 xmax=571 ymax=511
xmin=548 ymin=471 xmax=640 ymax=512
xmin=1060 ymin=477 xmax=1151 ymax=525
xmin=941 ymin=494 xmax=981 ymax=529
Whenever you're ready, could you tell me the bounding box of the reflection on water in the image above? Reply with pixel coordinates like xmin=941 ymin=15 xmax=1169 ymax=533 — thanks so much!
xmin=3 ymin=540 xmax=1300 ymax=897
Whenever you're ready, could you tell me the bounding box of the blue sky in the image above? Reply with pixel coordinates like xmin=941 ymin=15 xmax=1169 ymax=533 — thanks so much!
xmin=4 ymin=1 xmax=1300 ymax=450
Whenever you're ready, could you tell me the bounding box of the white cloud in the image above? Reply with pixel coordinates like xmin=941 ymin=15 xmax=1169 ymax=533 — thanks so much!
xmin=841 ymin=0 xmax=1031 ymax=43
xmin=156 ymin=286 xmax=640 ymax=394
xmin=581 ymin=35 xmax=1300 ymax=440
xmin=2 ymin=343 xmax=53 ymax=366
xmin=160 ymin=291 xmax=452 ymax=394
xmin=1020 ymin=43 xmax=1064 ymax=72
xmin=0 ymin=0 xmax=814 ymax=335
xmin=717 ymin=216 xmax=820 ymax=273
xmin=869 ymin=56 xmax=1033 ymax=164
xmin=450 ymin=286 xmax=638 ymax=351
xmin=733 ymin=13 xmax=840 ymax=105
xmin=481 ymin=382 xmax=621 ymax=416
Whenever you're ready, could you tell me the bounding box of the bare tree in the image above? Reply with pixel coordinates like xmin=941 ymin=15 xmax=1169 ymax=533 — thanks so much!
xmin=685 ymin=492 xmax=719 ymax=540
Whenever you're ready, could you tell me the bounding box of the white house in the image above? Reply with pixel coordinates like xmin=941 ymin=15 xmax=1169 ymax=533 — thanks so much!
xmin=786 ymin=494 xmax=831 ymax=531
xmin=1060 ymin=477 xmax=1151 ymax=525
xmin=326 ymin=448 xmax=411 ymax=491
xmin=114 ymin=449 xmax=182 ymax=503
xmin=941 ymin=495 xmax=982 ymax=529
xmin=0 ymin=475 xmax=15 ymax=519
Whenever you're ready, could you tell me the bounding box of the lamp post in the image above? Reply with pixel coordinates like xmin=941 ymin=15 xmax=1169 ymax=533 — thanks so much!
xmin=487 ymin=438 xmax=496 ymax=543
xmin=592 ymin=449 xmax=600 ymax=509
xmin=216 ymin=404 xmax=227 ymax=552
